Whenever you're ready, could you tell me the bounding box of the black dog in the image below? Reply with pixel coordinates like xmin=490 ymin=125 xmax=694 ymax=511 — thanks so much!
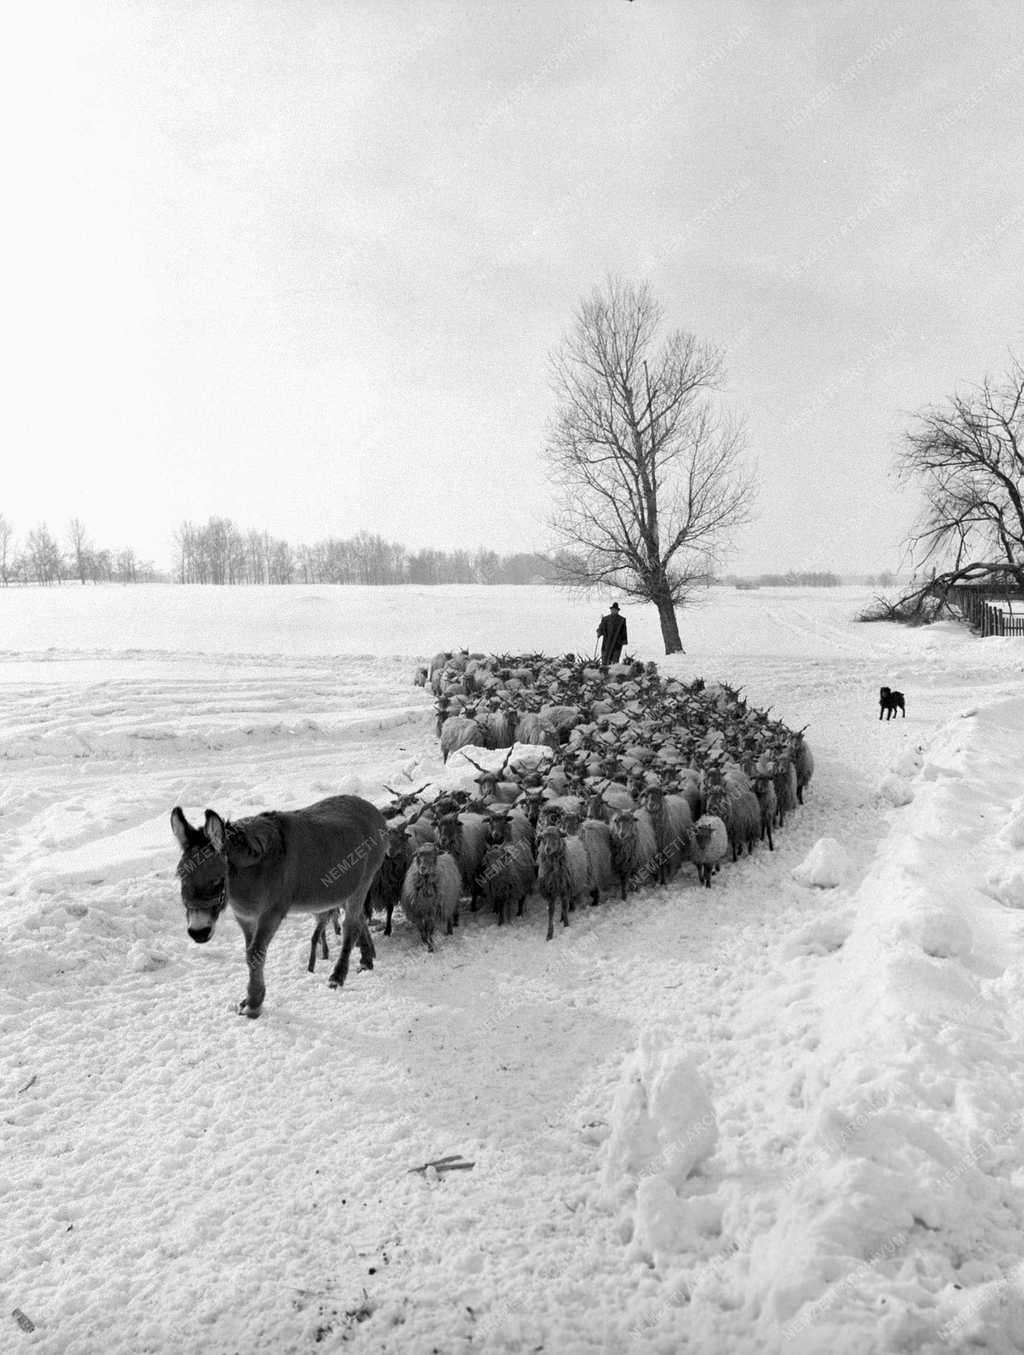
xmin=879 ymin=686 xmax=906 ymax=720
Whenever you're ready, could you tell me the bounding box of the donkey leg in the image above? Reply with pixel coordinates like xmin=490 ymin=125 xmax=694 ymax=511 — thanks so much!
xmin=239 ymin=912 xmax=286 ymax=1018
xmin=329 ymin=918 xmax=357 ymax=990
xmin=329 ymin=902 xmax=375 ymax=989
xmin=357 ymin=916 xmax=376 ymax=970
xmin=308 ymin=917 xmax=326 ymax=973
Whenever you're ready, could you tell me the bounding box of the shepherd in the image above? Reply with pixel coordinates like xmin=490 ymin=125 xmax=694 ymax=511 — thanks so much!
xmin=597 ymin=602 xmax=628 ymax=664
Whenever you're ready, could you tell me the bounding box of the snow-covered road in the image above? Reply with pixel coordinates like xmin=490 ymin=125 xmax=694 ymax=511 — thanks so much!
xmin=2 ymin=585 xmax=1023 ymax=1354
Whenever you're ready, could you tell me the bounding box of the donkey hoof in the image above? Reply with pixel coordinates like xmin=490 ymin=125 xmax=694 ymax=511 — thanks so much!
xmin=236 ymin=1000 xmax=263 ymax=1019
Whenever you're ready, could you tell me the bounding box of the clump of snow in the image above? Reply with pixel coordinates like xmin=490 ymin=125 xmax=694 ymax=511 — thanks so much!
xmin=127 ymin=941 xmax=170 ymax=972
xmin=892 ymin=745 xmax=925 ymax=778
xmin=603 ymin=1029 xmax=718 ymax=1266
xmin=791 ymin=837 xmax=850 ymax=888
xmin=985 ymin=861 xmax=1024 ymax=909
xmin=997 ymin=795 xmax=1024 ymax=850
xmin=604 ymin=1029 xmax=718 ymax=1195
xmin=878 ymin=771 xmax=914 ymax=805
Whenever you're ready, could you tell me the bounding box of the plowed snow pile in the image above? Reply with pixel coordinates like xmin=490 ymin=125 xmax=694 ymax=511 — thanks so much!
xmin=2 ymin=584 xmax=1024 ymax=1355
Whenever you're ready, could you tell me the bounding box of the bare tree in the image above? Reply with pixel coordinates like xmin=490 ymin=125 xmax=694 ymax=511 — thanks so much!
xmin=0 ymin=514 xmax=13 ymax=586
xmin=67 ymin=517 xmax=93 ymax=584
xmin=888 ymin=357 xmax=1024 ymax=620
xmin=116 ymin=548 xmax=138 ymax=584
xmin=545 ymin=278 xmax=755 ymax=653
xmin=26 ymin=523 xmax=63 ymax=585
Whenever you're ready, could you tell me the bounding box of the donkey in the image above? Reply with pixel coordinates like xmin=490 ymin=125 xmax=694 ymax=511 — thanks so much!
xmin=171 ymin=794 xmax=387 ymax=1018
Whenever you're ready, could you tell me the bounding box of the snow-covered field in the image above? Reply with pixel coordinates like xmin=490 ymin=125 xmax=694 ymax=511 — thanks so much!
xmin=3 ymin=584 xmax=1024 ymax=1355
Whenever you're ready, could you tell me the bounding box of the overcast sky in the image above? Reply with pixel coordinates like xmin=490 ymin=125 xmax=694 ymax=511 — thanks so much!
xmin=5 ymin=0 xmax=1022 ymax=574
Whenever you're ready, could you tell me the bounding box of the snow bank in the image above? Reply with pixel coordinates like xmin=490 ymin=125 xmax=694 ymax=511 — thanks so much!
xmin=753 ymin=697 xmax=1024 ymax=1347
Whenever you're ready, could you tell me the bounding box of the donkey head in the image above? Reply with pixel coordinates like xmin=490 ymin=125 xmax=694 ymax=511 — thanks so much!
xmin=171 ymin=807 xmax=227 ymax=943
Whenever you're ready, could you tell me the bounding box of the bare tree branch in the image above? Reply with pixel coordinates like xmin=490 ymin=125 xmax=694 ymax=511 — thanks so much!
xmin=888 ymin=357 xmax=1024 ymax=622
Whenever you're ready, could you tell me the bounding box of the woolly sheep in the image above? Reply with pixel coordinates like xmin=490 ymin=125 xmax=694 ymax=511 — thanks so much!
xmin=478 ymin=705 xmax=516 ymax=750
xmin=536 ymin=824 xmax=592 ymax=941
xmin=691 ymin=815 xmax=729 ymax=886
xmin=771 ymin=746 xmax=799 ymax=826
xmin=400 ymin=842 xmax=461 ymax=951
xmin=639 ymin=785 xmax=695 ymax=886
xmin=704 ymin=772 xmax=761 ymax=863
xmin=440 ymin=711 xmax=486 ymax=763
xmin=434 ymin=810 xmax=489 ymax=905
xmin=750 ymin=773 xmax=776 ymax=851
xmin=578 ymin=816 xmax=615 ymax=903
xmin=608 ymin=808 xmax=657 ymax=900
xmin=514 ymin=710 xmax=559 ymax=751
xmin=475 ymin=819 xmax=535 ymax=925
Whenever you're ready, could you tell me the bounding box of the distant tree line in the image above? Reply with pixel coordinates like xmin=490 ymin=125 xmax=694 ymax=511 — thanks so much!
xmin=173 ymin=519 xmax=558 ymax=585
xmin=0 ymin=515 xmax=157 ymax=586
xmin=0 ymin=511 xmax=564 ymax=588
xmin=722 ymin=570 xmax=844 ymax=589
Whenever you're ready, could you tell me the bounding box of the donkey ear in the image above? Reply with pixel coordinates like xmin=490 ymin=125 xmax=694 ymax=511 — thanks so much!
xmin=204 ymin=809 xmax=227 ymax=855
xmin=226 ymin=823 xmax=267 ymax=867
xmin=171 ymin=806 xmax=198 ymax=849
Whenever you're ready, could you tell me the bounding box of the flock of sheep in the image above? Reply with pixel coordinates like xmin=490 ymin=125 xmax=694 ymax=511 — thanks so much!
xmin=363 ymin=649 xmax=814 ymax=949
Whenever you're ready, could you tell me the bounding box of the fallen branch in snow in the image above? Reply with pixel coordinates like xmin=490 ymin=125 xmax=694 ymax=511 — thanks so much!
xmin=407 ymin=1154 xmax=475 ymax=1176
xmin=17 ymin=1074 xmax=37 ymax=1094
xmin=12 ymin=1309 xmax=36 ymax=1333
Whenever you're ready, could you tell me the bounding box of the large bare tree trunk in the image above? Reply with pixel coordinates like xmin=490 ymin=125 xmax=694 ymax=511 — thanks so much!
xmin=653 ymin=587 xmax=684 ymax=653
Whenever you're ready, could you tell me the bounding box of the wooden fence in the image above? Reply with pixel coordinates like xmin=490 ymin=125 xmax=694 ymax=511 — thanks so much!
xmin=950 ymin=586 xmax=1024 ymax=637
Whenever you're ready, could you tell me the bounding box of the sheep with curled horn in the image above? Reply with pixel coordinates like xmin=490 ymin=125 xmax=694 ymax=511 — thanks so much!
xmin=400 ymin=842 xmax=461 ymax=952
xmin=749 ymin=770 xmax=776 ymax=851
xmin=702 ymin=763 xmax=760 ymax=862
xmin=475 ymin=811 xmax=535 ymax=926
xmin=640 ymin=782 xmax=696 ymax=886
xmin=382 ymin=783 xmax=435 ymax=847
xmin=382 ymin=782 xmax=431 ymax=817
xmin=458 ymin=749 xmax=520 ymax=805
xmin=367 ymin=819 xmax=414 ymax=936
xmin=791 ymin=728 xmax=814 ymax=805
xmin=769 ymin=739 xmax=799 ymax=827
xmin=433 ymin=808 xmax=488 ymax=909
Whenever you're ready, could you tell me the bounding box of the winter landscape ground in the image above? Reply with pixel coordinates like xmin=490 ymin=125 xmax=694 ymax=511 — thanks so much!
xmin=2 ymin=583 xmax=1024 ymax=1355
